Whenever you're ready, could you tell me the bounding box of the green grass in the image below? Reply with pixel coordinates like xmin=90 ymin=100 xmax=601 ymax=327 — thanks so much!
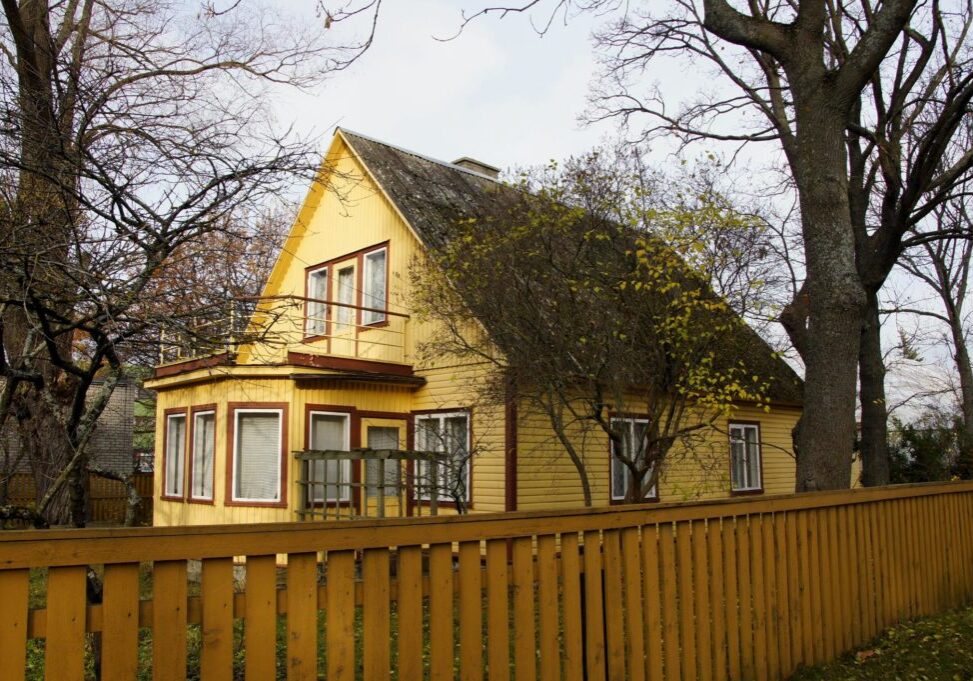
xmin=789 ymin=606 xmax=973 ymax=681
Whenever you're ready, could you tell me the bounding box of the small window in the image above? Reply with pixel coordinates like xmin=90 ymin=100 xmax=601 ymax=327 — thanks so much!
xmin=306 ymin=266 xmax=328 ymax=336
xmin=415 ymin=412 xmax=470 ymax=502
xmin=232 ymin=410 xmax=283 ymax=503
xmin=362 ymin=247 xmax=387 ymax=325
xmin=610 ymin=418 xmax=656 ymax=502
xmin=164 ymin=413 xmax=186 ymax=498
xmin=308 ymin=412 xmax=352 ymax=502
xmin=730 ymin=423 xmax=762 ymax=492
xmin=336 ymin=266 xmax=355 ymax=328
xmin=190 ymin=410 xmax=215 ymax=501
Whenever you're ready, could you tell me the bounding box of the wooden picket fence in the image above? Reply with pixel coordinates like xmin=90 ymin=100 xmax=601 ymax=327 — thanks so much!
xmin=1 ymin=481 xmax=972 ymax=681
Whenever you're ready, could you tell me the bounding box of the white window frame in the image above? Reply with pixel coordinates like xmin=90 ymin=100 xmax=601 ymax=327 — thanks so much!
xmin=164 ymin=412 xmax=186 ymax=498
xmin=362 ymin=246 xmax=388 ymax=325
xmin=189 ymin=410 xmax=216 ymax=501
xmin=414 ymin=411 xmax=471 ymax=503
xmin=231 ymin=408 xmax=283 ymax=503
xmin=729 ymin=423 xmax=762 ymax=492
xmin=307 ymin=410 xmax=353 ymax=503
xmin=305 ymin=265 xmax=328 ymax=337
xmin=609 ymin=417 xmax=657 ymax=502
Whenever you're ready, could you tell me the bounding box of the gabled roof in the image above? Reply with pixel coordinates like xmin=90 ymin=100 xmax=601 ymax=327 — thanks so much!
xmin=338 ymin=128 xmax=803 ymax=406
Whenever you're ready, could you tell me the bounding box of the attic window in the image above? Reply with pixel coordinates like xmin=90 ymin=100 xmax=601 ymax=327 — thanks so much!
xmin=306 ymin=266 xmax=328 ymax=337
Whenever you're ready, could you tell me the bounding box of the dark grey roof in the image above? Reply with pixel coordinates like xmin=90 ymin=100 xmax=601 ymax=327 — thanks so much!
xmin=340 ymin=128 xmax=511 ymax=251
xmin=340 ymin=128 xmax=803 ymax=405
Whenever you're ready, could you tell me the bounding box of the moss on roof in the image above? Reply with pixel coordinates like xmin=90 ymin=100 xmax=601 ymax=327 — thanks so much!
xmin=339 ymin=129 xmax=803 ymax=406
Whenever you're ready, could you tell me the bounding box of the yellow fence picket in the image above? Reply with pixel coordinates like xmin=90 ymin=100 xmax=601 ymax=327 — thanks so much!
xmin=396 ymin=545 xmax=424 ymax=681
xmin=362 ymin=548 xmax=391 ymax=681
xmin=102 ymin=563 xmax=141 ymax=681
xmin=287 ymin=552 xmax=318 ymax=681
xmin=512 ymin=536 xmax=537 ymax=681
xmin=45 ymin=565 xmax=88 ymax=681
xmin=201 ymin=557 xmax=234 ymax=681
xmin=429 ymin=543 xmax=455 ymax=681
xmin=153 ymin=560 xmax=188 ymax=681
xmin=459 ymin=541 xmax=485 ymax=681
xmin=0 ymin=569 xmax=28 ymax=681
xmin=486 ymin=538 xmax=510 ymax=681
xmin=326 ymin=550 xmax=356 ymax=681
xmin=244 ymin=555 xmax=278 ymax=681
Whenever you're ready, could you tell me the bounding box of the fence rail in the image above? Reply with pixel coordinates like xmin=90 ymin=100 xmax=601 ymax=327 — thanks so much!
xmin=1 ymin=481 xmax=972 ymax=680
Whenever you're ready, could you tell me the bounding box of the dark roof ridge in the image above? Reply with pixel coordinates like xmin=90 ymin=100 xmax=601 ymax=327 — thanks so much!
xmin=337 ymin=127 xmax=503 ymax=183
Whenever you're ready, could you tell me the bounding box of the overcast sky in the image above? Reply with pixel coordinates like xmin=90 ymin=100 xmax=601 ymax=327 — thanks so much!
xmin=272 ymin=1 xmax=614 ymax=170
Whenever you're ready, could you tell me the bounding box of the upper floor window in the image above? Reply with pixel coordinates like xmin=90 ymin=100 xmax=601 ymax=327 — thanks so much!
xmin=730 ymin=422 xmax=762 ymax=492
xmin=610 ymin=417 xmax=657 ymax=502
xmin=415 ymin=411 xmax=470 ymax=503
xmin=306 ymin=266 xmax=328 ymax=336
xmin=336 ymin=266 xmax=355 ymax=329
xmin=363 ymin=247 xmax=387 ymax=325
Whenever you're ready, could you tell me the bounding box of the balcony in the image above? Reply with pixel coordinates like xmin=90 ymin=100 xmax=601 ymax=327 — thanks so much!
xmin=156 ymin=295 xmax=409 ymax=369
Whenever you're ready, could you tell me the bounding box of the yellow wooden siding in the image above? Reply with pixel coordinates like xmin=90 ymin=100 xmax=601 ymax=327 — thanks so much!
xmin=153 ymin=379 xmax=415 ymax=526
xmin=241 ymin=135 xmax=420 ymax=366
xmin=515 ymin=402 xmax=800 ymax=511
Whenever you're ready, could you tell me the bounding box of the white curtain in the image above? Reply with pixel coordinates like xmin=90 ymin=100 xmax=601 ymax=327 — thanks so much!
xmin=234 ymin=412 xmax=280 ymax=501
xmin=337 ymin=267 xmax=354 ymax=327
xmin=306 ymin=268 xmax=327 ymax=335
xmin=192 ymin=412 xmax=215 ymax=499
xmin=363 ymin=249 xmax=387 ymax=324
xmin=165 ymin=415 xmax=186 ymax=496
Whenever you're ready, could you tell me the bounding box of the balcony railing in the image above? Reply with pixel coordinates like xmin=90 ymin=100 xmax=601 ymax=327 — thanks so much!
xmin=157 ymin=295 xmax=410 ymax=367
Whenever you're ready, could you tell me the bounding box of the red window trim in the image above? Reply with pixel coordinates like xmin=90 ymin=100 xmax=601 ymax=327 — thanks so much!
xmin=225 ymin=402 xmax=289 ymax=508
xmin=160 ymin=407 xmax=188 ymax=502
xmin=302 ymin=240 xmax=392 ymax=344
xmin=305 ymin=404 xmax=359 ymax=509
xmin=407 ymin=407 xmax=475 ymax=512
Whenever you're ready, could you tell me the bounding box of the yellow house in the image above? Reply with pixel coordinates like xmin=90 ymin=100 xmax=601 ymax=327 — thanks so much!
xmin=144 ymin=128 xmax=803 ymax=527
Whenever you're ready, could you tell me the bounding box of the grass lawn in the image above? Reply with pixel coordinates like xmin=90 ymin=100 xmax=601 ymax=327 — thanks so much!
xmin=789 ymin=606 xmax=973 ymax=681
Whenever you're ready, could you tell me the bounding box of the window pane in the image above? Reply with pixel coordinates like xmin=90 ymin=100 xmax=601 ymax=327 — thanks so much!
xmin=745 ymin=427 xmax=761 ymax=489
xmin=444 ymin=416 xmax=469 ymax=499
xmin=306 ymin=268 xmax=327 ymax=335
xmin=191 ymin=412 xmax=215 ymax=499
xmin=363 ymin=249 xmax=387 ymax=325
xmin=165 ymin=415 xmax=186 ymax=496
xmin=415 ymin=414 xmax=470 ymax=502
xmin=234 ymin=412 xmax=280 ymax=501
xmin=310 ymin=414 xmax=350 ymax=502
xmin=365 ymin=426 xmax=399 ymax=498
xmin=730 ymin=425 xmax=760 ymax=490
xmin=611 ymin=439 xmax=628 ymax=500
xmin=337 ymin=267 xmax=354 ymax=327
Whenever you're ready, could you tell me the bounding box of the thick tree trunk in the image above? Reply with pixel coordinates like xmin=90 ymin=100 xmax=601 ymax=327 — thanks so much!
xmin=790 ymin=109 xmax=863 ymax=491
xmin=858 ymin=290 xmax=890 ymax=486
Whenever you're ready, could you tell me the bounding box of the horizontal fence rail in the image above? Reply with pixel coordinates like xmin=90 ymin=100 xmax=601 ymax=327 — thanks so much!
xmin=1 ymin=481 xmax=972 ymax=680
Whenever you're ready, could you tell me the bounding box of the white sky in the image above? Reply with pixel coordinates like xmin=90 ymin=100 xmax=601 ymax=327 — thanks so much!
xmin=271 ymin=0 xmax=611 ymax=170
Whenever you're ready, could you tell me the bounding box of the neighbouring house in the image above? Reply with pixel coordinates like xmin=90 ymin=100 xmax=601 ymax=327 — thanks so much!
xmin=143 ymin=128 xmax=803 ymax=527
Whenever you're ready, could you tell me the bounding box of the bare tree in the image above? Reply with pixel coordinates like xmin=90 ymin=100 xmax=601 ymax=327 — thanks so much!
xmin=898 ymin=196 xmax=973 ymax=478
xmin=0 ymin=1 xmax=376 ymax=527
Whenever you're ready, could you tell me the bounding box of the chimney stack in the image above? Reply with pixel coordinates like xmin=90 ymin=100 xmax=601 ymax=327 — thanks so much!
xmin=452 ymin=156 xmax=500 ymax=179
